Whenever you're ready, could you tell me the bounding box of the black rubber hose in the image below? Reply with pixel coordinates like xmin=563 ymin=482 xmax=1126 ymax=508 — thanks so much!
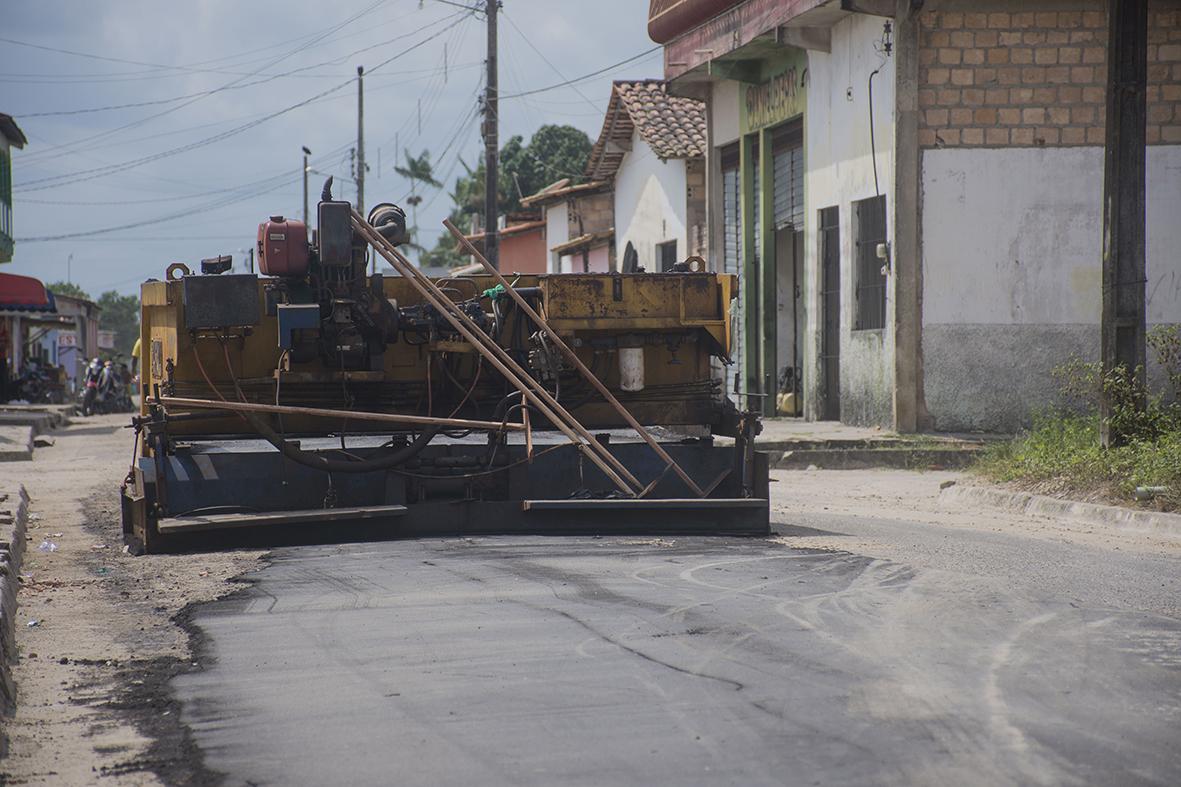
xmin=238 ymin=408 xmax=439 ymax=474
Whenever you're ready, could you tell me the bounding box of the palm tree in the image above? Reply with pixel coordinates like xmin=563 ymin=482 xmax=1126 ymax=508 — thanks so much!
xmin=395 ymin=149 xmax=442 ymax=256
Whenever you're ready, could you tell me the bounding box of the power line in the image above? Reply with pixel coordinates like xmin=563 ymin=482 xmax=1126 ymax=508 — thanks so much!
xmin=501 ymin=11 xmax=601 ymax=113
xmin=500 ymin=47 xmax=661 ymax=100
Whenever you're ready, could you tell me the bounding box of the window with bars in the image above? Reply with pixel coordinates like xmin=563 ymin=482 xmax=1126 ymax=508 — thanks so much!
xmin=853 ymin=195 xmax=887 ymax=331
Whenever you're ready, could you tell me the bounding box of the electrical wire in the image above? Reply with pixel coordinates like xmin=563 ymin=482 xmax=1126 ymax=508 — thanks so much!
xmin=500 ymin=47 xmax=661 ymax=100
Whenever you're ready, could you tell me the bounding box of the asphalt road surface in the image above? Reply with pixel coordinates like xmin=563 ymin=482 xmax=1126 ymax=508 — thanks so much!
xmin=172 ymin=502 xmax=1181 ymax=787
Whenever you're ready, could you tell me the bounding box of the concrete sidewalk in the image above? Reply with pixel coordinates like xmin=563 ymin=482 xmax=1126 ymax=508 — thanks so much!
xmin=714 ymin=418 xmax=990 ymax=470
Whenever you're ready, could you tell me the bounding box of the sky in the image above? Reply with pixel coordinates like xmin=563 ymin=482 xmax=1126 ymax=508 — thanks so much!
xmin=1 ymin=0 xmax=659 ymax=296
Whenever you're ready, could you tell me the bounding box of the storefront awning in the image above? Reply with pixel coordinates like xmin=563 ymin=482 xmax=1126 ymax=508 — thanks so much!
xmin=0 ymin=273 xmax=54 ymax=312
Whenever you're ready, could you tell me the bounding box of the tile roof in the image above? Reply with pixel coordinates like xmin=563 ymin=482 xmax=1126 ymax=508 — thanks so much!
xmin=585 ymin=80 xmax=707 ymax=181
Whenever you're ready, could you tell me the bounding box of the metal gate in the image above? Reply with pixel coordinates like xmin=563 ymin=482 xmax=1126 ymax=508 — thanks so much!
xmin=819 ymin=206 xmax=841 ymax=421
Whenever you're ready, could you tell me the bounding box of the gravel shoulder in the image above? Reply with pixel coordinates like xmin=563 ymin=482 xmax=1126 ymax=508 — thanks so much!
xmin=0 ymin=414 xmax=263 ymax=786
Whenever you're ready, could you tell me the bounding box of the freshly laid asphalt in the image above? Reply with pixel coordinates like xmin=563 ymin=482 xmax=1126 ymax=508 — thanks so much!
xmin=171 ymin=507 xmax=1181 ymax=787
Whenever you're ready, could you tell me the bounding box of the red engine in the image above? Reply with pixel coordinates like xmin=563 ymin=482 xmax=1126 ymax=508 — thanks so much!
xmin=257 ymin=216 xmax=309 ymax=277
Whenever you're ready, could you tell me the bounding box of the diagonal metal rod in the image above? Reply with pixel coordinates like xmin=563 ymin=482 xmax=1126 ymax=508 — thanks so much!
xmin=351 ymin=211 xmax=642 ymax=496
xmin=444 ymin=218 xmax=708 ymax=498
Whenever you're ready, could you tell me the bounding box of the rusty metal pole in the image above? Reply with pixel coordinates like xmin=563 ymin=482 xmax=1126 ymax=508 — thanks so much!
xmin=1100 ymin=0 xmax=1148 ymax=448
xmin=444 ymin=218 xmax=709 ymax=498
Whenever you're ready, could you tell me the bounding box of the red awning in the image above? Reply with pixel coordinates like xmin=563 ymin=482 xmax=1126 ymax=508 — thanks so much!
xmin=0 ymin=272 xmax=53 ymax=310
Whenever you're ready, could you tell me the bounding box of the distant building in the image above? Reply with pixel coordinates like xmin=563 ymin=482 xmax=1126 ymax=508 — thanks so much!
xmin=0 ymin=113 xmax=28 ymax=265
xmin=461 ymin=217 xmax=549 ymax=274
xmin=650 ymin=0 xmax=1181 ymax=432
xmin=585 ymin=80 xmax=708 ymax=273
xmin=521 ymin=179 xmax=615 ymax=273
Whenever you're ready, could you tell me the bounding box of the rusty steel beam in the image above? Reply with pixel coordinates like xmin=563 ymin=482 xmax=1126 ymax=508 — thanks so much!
xmin=352 ymin=211 xmax=643 ymax=497
xmin=444 ymin=218 xmax=708 ymax=498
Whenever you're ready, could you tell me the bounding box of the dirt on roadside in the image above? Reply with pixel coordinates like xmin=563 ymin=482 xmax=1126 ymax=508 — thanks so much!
xmin=0 ymin=415 xmax=264 ymax=787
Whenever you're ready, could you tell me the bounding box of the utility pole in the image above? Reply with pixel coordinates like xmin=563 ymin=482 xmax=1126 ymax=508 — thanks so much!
xmin=356 ymin=66 xmax=366 ymax=217
xmin=483 ymin=0 xmax=500 ymax=269
xmin=302 ymin=146 xmax=311 ymax=227
xmin=1100 ymin=0 xmax=1148 ymax=448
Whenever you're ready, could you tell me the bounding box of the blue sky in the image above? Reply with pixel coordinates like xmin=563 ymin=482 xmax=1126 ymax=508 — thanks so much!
xmin=1 ymin=0 xmax=658 ymax=295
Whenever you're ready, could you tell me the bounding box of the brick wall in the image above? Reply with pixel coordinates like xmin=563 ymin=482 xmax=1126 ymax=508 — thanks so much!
xmin=917 ymin=4 xmax=1181 ymax=148
xmin=686 ymin=158 xmax=707 ymax=257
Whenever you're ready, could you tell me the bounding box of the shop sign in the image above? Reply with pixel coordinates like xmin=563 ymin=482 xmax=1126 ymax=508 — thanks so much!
xmin=58 ymin=331 xmax=78 ymax=348
xmin=98 ymin=330 xmax=116 ymax=350
xmin=740 ymin=51 xmax=806 ymax=134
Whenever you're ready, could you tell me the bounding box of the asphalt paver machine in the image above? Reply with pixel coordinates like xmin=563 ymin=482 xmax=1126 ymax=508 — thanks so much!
xmin=121 ymin=187 xmax=769 ymax=552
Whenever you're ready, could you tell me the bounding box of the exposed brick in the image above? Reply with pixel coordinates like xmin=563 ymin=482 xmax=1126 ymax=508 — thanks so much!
xmin=1024 ymin=31 xmax=1047 ymax=45
xmin=1035 ymin=127 xmax=1060 ymax=145
xmin=986 ymin=88 xmax=1008 ymax=105
xmin=962 ymin=88 xmax=985 ymax=106
xmin=962 ymin=127 xmax=985 ymax=145
xmin=920 ymin=48 xmax=937 ymax=66
xmin=1060 ymin=86 xmax=1083 ymax=104
xmin=1147 ymin=85 xmax=1160 ymax=102
xmin=950 ymin=31 xmax=974 ymax=48
xmin=988 ymin=13 xmax=1010 ymax=29
xmin=927 ymin=68 xmax=950 ymax=85
xmin=926 ymin=108 xmax=950 ymax=126
xmin=998 ymin=67 xmax=1021 ymax=85
xmin=943 ymin=12 xmax=964 ymax=29
xmin=965 ymin=13 xmax=988 ymax=28
xmin=1022 ymin=107 xmax=1047 ymax=125
xmin=938 ymin=88 xmax=961 ymax=105
xmin=950 ymin=107 xmax=974 ymax=125
xmin=976 ymin=68 xmax=998 ymax=84
xmin=1022 ymin=66 xmax=1047 ymax=82
xmin=1059 ymin=47 xmax=1082 ymax=65
xmin=1011 ymin=48 xmax=1034 ymax=65
xmin=976 ymin=30 xmax=999 ymax=48
xmin=1058 ymin=11 xmax=1082 ymax=29
xmin=1013 ymin=12 xmax=1036 ymax=29
xmin=1082 ymin=11 xmax=1105 ymax=28
xmin=1047 ymin=30 xmax=1070 ymax=45
xmin=1162 ymin=84 xmax=1181 ymax=102
xmin=1148 ymin=63 xmax=1170 ymax=82
xmin=1047 ymin=66 xmax=1071 ymax=83
xmin=1147 ymin=125 xmax=1162 ymax=144
xmin=929 ymin=30 xmax=950 ymax=48
xmin=1035 ymin=12 xmax=1057 ymax=27
xmin=1061 ymin=126 xmax=1087 ymax=144
xmin=1070 ymin=66 xmax=1094 ymax=83
xmin=999 ymin=31 xmax=1022 ymax=46
xmin=1160 ymin=44 xmax=1181 ymax=61
xmin=1083 ymin=46 xmax=1106 ymax=64
xmin=963 ymin=48 xmax=986 ymax=66
xmin=1011 ymin=87 xmax=1035 ymax=104
xmin=936 ymin=128 xmax=961 ymax=146
xmin=918 ymin=128 xmax=937 ymax=147
xmin=951 ymin=69 xmax=974 ymax=86
xmin=1086 ymin=126 xmax=1105 ymax=144
xmin=1070 ymin=30 xmax=1097 ymax=44
xmin=1034 ymin=48 xmax=1058 ymax=65
xmin=986 ymin=127 xmax=1010 ymax=145
xmin=987 ymin=48 xmax=1010 ymax=65
xmin=975 ymin=107 xmax=998 ymax=124
xmin=1082 ymin=86 xmax=1106 ymax=103
xmin=1033 ymin=87 xmax=1058 ymax=104
xmin=919 ymin=88 xmax=937 ymax=107
xmin=1149 ymin=103 xmax=1174 ymax=123
xmin=1161 ymin=126 xmax=1181 ymax=144
xmin=998 ymin=107 xmax=1021 ymax=125
xmin=1048 ymin=106 xmax=1071 ymax=125
xmin=1012 ymin=127 xmax=1035 ymax=145
xmin=939 ymin=48 xmax=963 ymax=65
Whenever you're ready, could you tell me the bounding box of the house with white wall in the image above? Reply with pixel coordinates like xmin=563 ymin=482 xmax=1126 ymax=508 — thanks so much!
xmin=584 ymin=81 xmax=708 ymax=272
xmin=650 ymin=0 xmax=1181 ymax=432
xmin=521 ymin=179 xmax=615 ymax=273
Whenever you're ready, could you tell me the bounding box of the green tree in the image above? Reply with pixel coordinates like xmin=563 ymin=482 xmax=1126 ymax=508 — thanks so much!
xmin=422 ymin=125 xmax=592 ymax=267
xmin=96 ymin=290 xmax=140 ymax=358
xmin=46 ymin=281 xmax=91 ymax=301
xmin=395 ymin=149 xmax=442 ymax=254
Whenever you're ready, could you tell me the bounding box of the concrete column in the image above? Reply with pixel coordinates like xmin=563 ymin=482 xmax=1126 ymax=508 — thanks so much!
xmin=740 ymin=134 xmax=760 ymax=401
xmin=892 ymin=0 xmax=926 ymax=433
xmin=758 ymin=126 xmax=777 ymax=417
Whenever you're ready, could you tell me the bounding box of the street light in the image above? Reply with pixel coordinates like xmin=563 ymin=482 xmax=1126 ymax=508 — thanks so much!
xmin=302 ymin=146 xmax=312 ymax=227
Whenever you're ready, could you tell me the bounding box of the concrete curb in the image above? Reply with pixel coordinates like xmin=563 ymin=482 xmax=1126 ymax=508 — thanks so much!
xmin=0 ymin=485 xmax=30 ymax=725
xmin=770 ymin=447 xmax=982 ymax=471
xmin=942 ymin=483 xmax=1181 ymax=539
xmin=0 ymin=427 xmax=34 ymax=463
